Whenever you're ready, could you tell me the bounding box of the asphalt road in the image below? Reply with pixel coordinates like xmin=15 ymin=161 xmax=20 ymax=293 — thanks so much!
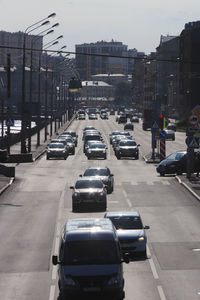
xmin=0 ymin=116 xmax=200 ymax=300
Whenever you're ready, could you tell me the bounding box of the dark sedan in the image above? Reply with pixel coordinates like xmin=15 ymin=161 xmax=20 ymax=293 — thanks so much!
xmin=70 ymin=177 xmax=107 ymax=212
xmin=104 ymin=211 xmax=150 ymax=258
xmin=115 ymin=140 xmax=140 ymax=159
xmin=46 ymin=143 xmax=68 ymax=160
xmin=156 ymin=150 xmax=187 ymax=176
xmin=81 ymin=166 xmax=114 ymax=193
xmin=124 ymin=122 xmax=134 ymax=131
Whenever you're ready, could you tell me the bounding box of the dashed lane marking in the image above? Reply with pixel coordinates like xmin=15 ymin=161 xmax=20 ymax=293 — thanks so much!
xmin=49 ymin=285 xmax=56 ymax=300
xmin=157 ymin=285 xmax=167 ymax=300
xmin=147 ymin=245 xmax=159 ymax=280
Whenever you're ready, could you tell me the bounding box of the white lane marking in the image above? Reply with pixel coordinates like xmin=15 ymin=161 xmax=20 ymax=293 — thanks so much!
xmin=52 ymin=265 xmax=57 ymax=280
xmin=108 ymin=200 xmax=119 ymax=204
xmin=147 ymin=245 xmax=159 ymax=279
xmin=157 ymin=285 xmax=167 ymax=300
xmin=126 ymin=198 xmax=132 ymax=208
xmin=54 ymin=237 xmax=60 ymax=255
xmin=56 ymin=221 xmax=61 ymax=237
xmin=49 ymin=285 xmax=56 ymax=300
xmin=123 ymin=190 xmax=127 ymax=197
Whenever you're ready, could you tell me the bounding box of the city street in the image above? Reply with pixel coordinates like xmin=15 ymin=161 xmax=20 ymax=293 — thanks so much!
xmin=0 ymin=116 xmax=200 ymax=300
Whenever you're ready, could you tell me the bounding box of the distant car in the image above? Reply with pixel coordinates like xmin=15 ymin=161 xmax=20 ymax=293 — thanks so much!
xmin=167 ymin=123 xmax=176 ymax=131
xmin=62 ymin=131 xmax=78 ymax=147
xmin=110 ymin=110 xmax=115 ymax=115
xmin=70 ymin=177 xmax=107 ymax=212
xmin=109 ymin=131 xmax=121 ymax=144
xmin=115 ymin=140 xmax=140 ymax=160
xmin=118 ymin=114 xmax=127 ymax=124
xmin=83 ymin=126 xmax=96 ymax=132
xmin=89 ymin=113 xmax=98 ymax=120
xmin=131 ymin=116 xmax=139 ymax=123
xmin=46 ymin=143 xmax=68 ymax=160
xmin=124 ymin=122 xmax=134 ymax=131
xmin=77 ymin=113 xmax=85 ymax=120
xmin=156 ymin=150 xmax=187 ymax=176
xmin=81 ymin=166 xmax=114 ymax=193
xmin=100 ymin=112 xmax=108 ymax=119
xmin=85 ymin=142 xmax=107 ymax=160
xmin=104 ymin=211 xmax=150 ymax=258
xmin=163 ymin=129 xmax=175 ymax=141
xmin=59 ymin=135 xmax=75 ymax=154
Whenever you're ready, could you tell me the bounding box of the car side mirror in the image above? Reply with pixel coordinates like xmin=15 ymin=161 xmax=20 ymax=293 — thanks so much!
xmin=144 ymin=225 xmax=150 ymax=229
xmin=137 ymin=144 xmax=140 ymax=147
xmin=52 ymin=255 xmax=59 ymax=265
xmin=122 ymin=253 xmax=130 ymax=264
xmin=70 ymin=186 xmax=74 ymax=189
xmin=79 ymin=174 xmax=83 ymax=177
xmin=110 ymin=174 xmax=114 ymax=177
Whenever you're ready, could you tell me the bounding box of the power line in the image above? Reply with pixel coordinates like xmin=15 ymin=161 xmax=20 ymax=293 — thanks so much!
xmin=0 ymin=44 xmax=200 ymax=64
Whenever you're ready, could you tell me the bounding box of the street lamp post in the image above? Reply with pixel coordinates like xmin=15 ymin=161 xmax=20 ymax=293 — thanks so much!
xmin=21 ymin=13 xmax=56 ymax=153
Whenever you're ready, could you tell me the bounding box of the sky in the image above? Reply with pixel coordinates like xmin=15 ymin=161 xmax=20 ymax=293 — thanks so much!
xmin=0 ymin=0 xmax=200 ymax=55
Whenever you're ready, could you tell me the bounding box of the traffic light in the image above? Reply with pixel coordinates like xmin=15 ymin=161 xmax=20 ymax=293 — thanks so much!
xmin=158 ymin=113 xmax=164 ymax=130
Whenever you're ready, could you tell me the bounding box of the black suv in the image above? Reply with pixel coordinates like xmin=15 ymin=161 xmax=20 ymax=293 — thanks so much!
xmin=52 ymin=218 xmax=129 ymax=300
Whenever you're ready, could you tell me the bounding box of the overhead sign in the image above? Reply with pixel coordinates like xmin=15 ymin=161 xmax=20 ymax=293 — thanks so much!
xmin=6 ymin=118 xmax=14 ymax=127
xmin=188 ymin=114 xmax=198 ymax=125
xmin=159 ymin=130 xmax=167 ymax=139
xmin=151 ymin=120 xmax=159 ymax=130
xmin=185 ymin=136 xmax=200 ymax=148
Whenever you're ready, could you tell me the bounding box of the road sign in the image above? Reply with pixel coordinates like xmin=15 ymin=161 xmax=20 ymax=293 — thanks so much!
xmin=188 ymin=114 xmax=198 ymax=125
xmin=186 ymin=124 xmax=199 ymax=136
xmin=185 ymin=136 xmax=200 ymax=148
xmin=159 ymin=130 xmax=167 ymax=139
xmin=6 ymin=118 xmax=14 ymax=127
xmin=151 ymin=120 xmax=159 ymax=130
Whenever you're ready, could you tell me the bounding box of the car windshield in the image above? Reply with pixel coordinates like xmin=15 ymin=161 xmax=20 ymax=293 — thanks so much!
xmin=109 ymin=216 xmax=143 ymax=230
xmin=84 ymin=169 xmax=109 ymax=176
xmin=75 ymin=180 xmax=103 ymax=189
xmin=89 ymin=144 xmax=105 ymax=149
xmin=166 ymin=152 xmax=184 ymax=160
xmin=119 ymin=141 xmax=136 ymax=146
xmin=62 ymin=240 xmax=120 ymax=265
xmin=49 ymin=143 xmax=64 ymax=149
xmin=65 ymin=132 xmax=76 ymax=137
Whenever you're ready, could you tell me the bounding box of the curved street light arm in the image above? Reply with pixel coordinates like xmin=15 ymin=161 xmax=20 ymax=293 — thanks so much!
xmin=24 ymin=13 xmax=56 ymax=33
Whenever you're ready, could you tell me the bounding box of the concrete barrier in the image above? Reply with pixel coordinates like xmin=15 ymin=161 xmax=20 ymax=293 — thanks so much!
xmin=0 ymin=164 xmax=15 ymax=177
xmin=8 ymin=153 xmax=33 ymax=163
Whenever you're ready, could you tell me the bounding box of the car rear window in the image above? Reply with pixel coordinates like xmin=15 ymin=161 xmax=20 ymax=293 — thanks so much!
xmin=75 ymin=180 xmax=103 ymax=189
xmin=108 ymin=216 xmax=143 ymax=230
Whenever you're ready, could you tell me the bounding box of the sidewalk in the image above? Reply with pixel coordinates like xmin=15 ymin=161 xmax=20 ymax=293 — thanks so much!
xmin=175 ymin=174 xmax=200 ymax=201
xmin=0 ymin=117 xmax=75 ymax=193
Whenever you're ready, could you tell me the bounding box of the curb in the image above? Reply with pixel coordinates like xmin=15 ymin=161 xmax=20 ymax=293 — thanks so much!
xmin=175 ymin=176 xmax=200 ymax=201
xmin=0 ymin=177 xmax=15 ymax=195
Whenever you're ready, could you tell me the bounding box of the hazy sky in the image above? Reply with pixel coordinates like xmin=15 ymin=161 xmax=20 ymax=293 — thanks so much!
xmin=0 ymin=0 xmax=200 ymax=55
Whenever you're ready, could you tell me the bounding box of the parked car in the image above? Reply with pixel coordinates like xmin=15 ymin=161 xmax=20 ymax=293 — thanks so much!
xmin=156 ymin=150 xmax=187 ymax=176
xmin=52 ymin=218 xmax=129 ymax=300
xmin=46 ymin=143 xmax=68 ymax=160
xmin=115 ymin=140 xmax=140 ymax=160
xmin=81 ymin=166 xmax=114 ymax=193
xmin=124 ymin=122 xmax=134 ymax=131
xmin=104 ymin=211 xmax=150 ymax=258
xmin=85 ymin=142 xmax=107 ymax=159
xmin=70 ymin=177 xmax=107 ymax=211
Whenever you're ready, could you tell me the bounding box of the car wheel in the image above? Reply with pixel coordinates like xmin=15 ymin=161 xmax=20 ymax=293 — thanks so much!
xmin=116 ymin=155 xmax=121 ymax=160
xmin=104 ymin=155 xmax=107 ymax=160
xmin=116 ymin=291 xmax=125 ymax=300
xmin=176 ymin=168 xmax=183 ymax=175
xmin=141 ymin=249 xmax=147 ymax=259
xmin=46 ymin=156 xmax=49 ymax=160
xmin=72 ymin=203 xmax=78 ymax=212
xmin=135 ymin=154 xmax=139 ymax=160
xmin=100 ymin=203 xmax=107 ymax=211
xmin=160 ymin=172 xmax=165 ymax=176
xmin=72 ymin=150 xmax=75 ymax=155
xmin=87 ymin=156 xmax=90 ymax=160
xmin=64 ymin=156 xmax=67 ymax=160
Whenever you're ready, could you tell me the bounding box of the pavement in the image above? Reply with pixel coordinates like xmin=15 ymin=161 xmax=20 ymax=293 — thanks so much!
xmin=0 ymin=120 xmax=200 ymax=202
xmin=0 ymin=117 xmax=75 ymax=195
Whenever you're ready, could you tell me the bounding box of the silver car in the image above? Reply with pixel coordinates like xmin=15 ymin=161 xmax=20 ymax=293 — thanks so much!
xmin=104 ymin=211 xmax=150 ymax=258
